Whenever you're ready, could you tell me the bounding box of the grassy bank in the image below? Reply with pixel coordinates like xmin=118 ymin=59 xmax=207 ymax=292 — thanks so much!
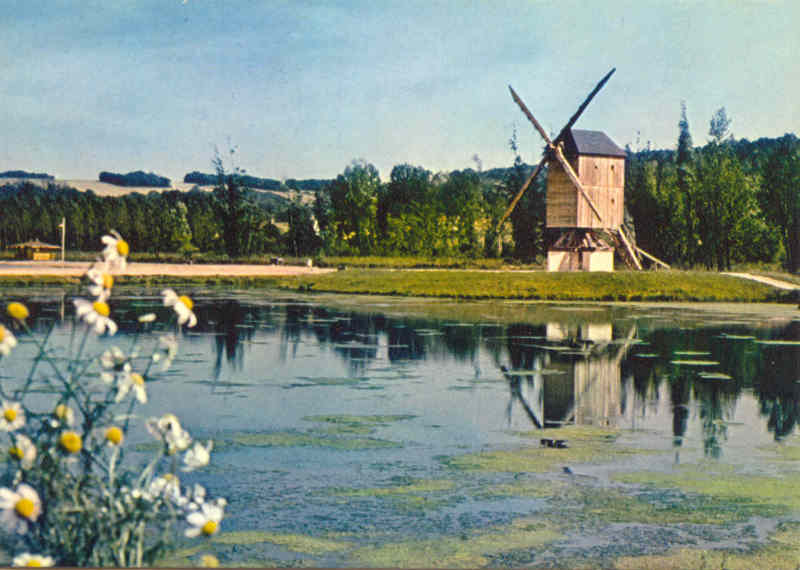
xmin=0 ymin=269 xmax=794 ymax=303
xmin=277 ymin=269 xmax=787 ymax=302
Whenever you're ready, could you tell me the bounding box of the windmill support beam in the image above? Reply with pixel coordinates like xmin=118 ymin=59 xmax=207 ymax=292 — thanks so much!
xmin=616 ymin=227 xmax=642 ymax=270
xmin=635 ymin=246 xmax=671 ymax=269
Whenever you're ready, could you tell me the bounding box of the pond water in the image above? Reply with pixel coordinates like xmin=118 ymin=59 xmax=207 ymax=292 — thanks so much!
xmin=4 ymin=290 xmax=800 ymax=567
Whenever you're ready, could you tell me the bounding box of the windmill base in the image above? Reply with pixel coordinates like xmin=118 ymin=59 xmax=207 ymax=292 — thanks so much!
xmin=547 ymin=250 xmax=614 ymax=272
xmin=546 ymin=229 xmax=615 ymax=272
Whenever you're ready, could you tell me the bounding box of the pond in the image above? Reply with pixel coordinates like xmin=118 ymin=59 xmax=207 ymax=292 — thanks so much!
xmin=4 ymin=290 xmax=800 ymax=567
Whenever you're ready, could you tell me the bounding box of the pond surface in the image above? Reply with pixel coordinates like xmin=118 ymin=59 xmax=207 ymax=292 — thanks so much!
xmin=4 ymin=290 xmax=800 ymax=567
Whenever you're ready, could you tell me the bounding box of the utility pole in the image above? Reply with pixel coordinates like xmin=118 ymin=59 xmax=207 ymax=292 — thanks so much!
xmin=58 ymin=217 xmax=66 ymax=264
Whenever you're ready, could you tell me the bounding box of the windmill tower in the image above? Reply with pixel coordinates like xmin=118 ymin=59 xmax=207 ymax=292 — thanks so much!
xmin=497 ymin=69 xmax=667 ymax=271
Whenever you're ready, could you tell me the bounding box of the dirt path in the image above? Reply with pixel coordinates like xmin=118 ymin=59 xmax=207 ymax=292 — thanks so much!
xmin=0 ymin=260 xmax=335 ymax=278
xmin=722 ymin=272 xmax=799 ymax=291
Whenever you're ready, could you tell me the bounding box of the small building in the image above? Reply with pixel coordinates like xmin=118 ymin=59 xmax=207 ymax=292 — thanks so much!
xmin=546 ymin=129 xmax=626 ymax=272
xmin=9 ymin=239 xmax=61 ymax=261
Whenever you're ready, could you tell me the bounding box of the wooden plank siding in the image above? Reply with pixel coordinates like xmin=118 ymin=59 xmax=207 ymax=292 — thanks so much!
xmin=546 ymin=155 xmax=624 ymax=229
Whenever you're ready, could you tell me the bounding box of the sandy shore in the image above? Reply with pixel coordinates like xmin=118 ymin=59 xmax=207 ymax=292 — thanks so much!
xmin=0 ymin=260 xmax=335 ymax=277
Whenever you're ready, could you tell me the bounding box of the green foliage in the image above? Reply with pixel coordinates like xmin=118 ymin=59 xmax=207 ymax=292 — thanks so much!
xmin=283 ymin=198 xmax=322 ymax=257
xmin=625 ymin=105 xmax=784 ymax=270
xmin=759 ymin=134 xmax=800 ymax=272
xmin=323 ymin=160 xmax=380 ymax=255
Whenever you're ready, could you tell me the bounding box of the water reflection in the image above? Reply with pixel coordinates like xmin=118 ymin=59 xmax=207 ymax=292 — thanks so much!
xmin=8 ymin=294 xmax=800 ymax=458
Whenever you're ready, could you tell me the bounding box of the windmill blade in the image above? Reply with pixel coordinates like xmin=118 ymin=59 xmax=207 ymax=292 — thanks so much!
xmin=495 ymin=154 xmax=548 ymax=230
xmin=555 ymin=68 xmax=616 ymax=142
xmin=509 ymin=85 xmax=554 ymax=146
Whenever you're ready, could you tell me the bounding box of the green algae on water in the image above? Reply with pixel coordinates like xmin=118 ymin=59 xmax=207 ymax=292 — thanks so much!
xmin=443 ymin=425 xmax=649 ymax=473
xmin=229 ymin=431 xmax=401 ymax=450
xmin=612 ymin=463 xmax=797 ymax=515
xmin=613 ymin=522 xmax=800 ymax=570
xmin=213 ymin=530 xmax=350 ymax=554
xmin=303 ymin=414 xmax=416 ymax=435
xmin=350 ymin=519 xmax=562 ymax=568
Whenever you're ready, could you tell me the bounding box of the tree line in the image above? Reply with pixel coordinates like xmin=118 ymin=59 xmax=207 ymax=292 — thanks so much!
xmin=0 ymin=106 xmax=797 ymax=271
xmin=626 ymin=106 xmax=799 ymax=272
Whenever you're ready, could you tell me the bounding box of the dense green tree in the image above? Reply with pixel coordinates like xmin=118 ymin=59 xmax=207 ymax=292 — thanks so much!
xmin=284 ymin=197 xmax=322 ymax=257
xmin=211 ymin=150 xmax=253 ymax=258
xmin=760 ymin=134 xmax=800 ymax=272
xmin=694 ymin=109 xmax=759 ymax=269
xmin=325 ymin=160 xmax=380 ymax=255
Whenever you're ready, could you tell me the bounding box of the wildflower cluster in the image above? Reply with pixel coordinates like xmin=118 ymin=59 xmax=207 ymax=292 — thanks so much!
xmin=0 ymin=232 xmax=223 ymax=567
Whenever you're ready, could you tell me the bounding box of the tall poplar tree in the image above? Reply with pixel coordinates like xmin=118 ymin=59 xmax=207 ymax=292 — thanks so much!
xmin=676 ymin=101 xmax=695 ymax=264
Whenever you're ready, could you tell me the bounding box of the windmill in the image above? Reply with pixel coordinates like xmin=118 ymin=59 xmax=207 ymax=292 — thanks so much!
xmin=498 ymin=69 xmax=669 ymax=271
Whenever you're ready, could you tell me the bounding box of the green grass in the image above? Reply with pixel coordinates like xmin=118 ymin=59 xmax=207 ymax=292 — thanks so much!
xmin=0 ymin=263 xmax=792 ymax=302
xmin=277 ymin=269 xmax=783 ymax=302
xmin=314 ymin=255 xmax=524 ymax=270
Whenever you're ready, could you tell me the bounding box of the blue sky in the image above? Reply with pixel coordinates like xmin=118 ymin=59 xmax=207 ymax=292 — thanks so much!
xmin=1 ymin=1 xmax=798 ymax=182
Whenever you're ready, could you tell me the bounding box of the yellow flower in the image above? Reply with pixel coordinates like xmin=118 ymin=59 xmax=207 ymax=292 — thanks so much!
xmin=105 ymin=426 xmax=124 ymax=446
xmin=101 ymin=231 xmax=129 ymax=271
xmin=162 ymin=289 xmax=197 ymax=327
xmin=0 ymin=325 xmax=17 ymax=356
xmin=59 ymin=431 xmax=82 ymax=454
xmin=0 ymin=484 xmax=41 ymax=534
xmin=12 ymin=553 xmax=55 ymax=567
xmin=200 ymin=554 xmax=220 ymax=568
xmin=6 ymin=302 xmax=28 ymax=322
xmin=185 ymin=502 xmax=224 ymax=538
xmin=52 ymin=404 xmax=76 ymax=427
xmin=8 ymin=435 xmax=36 ymax=469
xmin=86 ymin=265 xmax=114 ymax=300
xmin=0 ymin=401 xmax=25 ymax=432
xmin=115 ymin=371 xmax=147 ymax=404
xmin=74 ymin=299 xmax=117 ymax=335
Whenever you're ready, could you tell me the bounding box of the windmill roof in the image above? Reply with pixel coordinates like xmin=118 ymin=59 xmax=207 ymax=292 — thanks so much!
xmin=566 ymin=129 xmax=626 ymax=158
xmin=9 ymin=239 xmax=60 ymax=249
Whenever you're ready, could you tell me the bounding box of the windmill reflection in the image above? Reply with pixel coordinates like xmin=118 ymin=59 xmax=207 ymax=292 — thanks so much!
xmin=502 ymin=321 xmax=635 ymax=429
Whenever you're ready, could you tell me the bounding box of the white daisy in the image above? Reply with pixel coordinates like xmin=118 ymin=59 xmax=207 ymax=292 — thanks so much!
xmin=0 ymin=484 xmax=41 ymax=534
xmin=115 ymin=371 xmax=147 ymax=404
xmin=148 ymin=473 xmax=183 ymax=504
xmin=74 ymin=299 xmax=117 ymax=335
xmin=8 ymin=434 xmax=36 ymax=470
xmin=12 ymin=553 xmax=55 ymax=567
xmin=162 ymin=289 xmax=197 ymax=328
xmin=0 ymin=325 xmax=17 ymax=357
xmin=146 ymin=413 xmax=192 ymax=454
xmin=0 ymin=401 xmax=25 ymax=432
xmin=182 ymin=440 xmax=213 ymax=472
xmin=86 ymin=264 xmax=114 ymax=300
xmin=99 ymin=346 xmax=129 ymax=385
xmin=100 ymin=230 xmax=129 ymax=271
xmin=185 ymin=501 xmax=224 ymax=538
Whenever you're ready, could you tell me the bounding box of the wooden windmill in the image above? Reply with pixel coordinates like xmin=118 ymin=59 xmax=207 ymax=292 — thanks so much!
xmin=498 ymin=69 xmax=668 ymax=271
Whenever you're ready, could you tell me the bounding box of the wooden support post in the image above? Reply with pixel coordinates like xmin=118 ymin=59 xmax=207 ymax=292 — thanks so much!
xmin=616 ymin=227 xmax=642 ymax=270
xmin=635 ymin=246 xmax=671 ymax=269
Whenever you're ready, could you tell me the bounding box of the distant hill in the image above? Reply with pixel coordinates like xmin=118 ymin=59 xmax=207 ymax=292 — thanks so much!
xmin=99 ymin=170 xmax=171 ymax=188
xmin=0 ymin=170 xmax=54 ymax=180
xmin=184 ymin=171 xmax=332 ymax=192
